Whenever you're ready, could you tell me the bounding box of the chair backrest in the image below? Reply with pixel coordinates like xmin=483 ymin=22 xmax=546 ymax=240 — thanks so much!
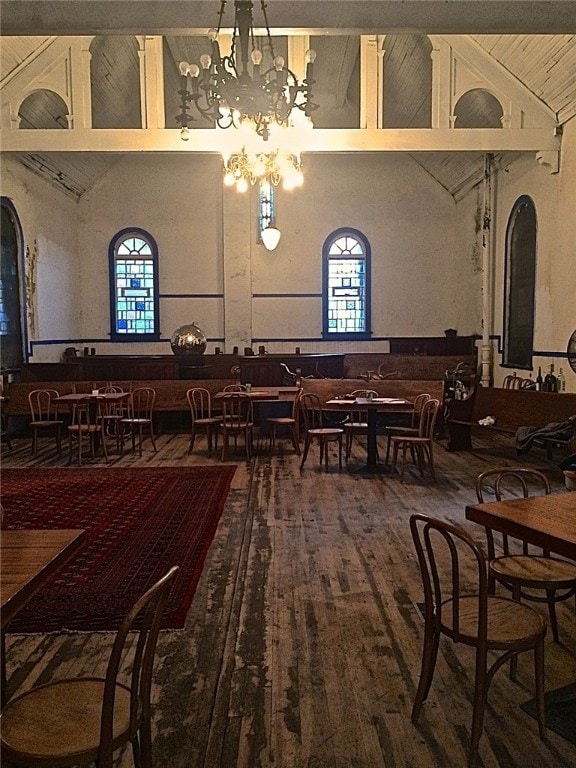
xmin=410 ymin=513 xmax=488 ymax=644
xmin=475 ymin=468 xmax=551 ymax=556
xmin=347 ymin=390 xmax=378 ymax=423
xmin=417 ymin=398 xmax=440 ymax=438
xmin=28 ymin=388 xmax=60 ymax=421
xmin=475 ymin=468 xmax=551 ymax=503
xmin=99 ymin=566 xmax=178 ymax=768
xmin=128 ymin=387 xmax=156 ymax=419
xmin=187 ymin=387 xmax=212 ymax=420
xmin=100 ymin=385 xmax=125 ymax=394
xmin=412 ymin=393 xmax=431 ymax=428
xmin=290 ymin=387 xmax=304 ymax=420
xmin=223 ymin=384 xmax=247 ymax=392
xmin=71 ymin=396 xmax=102 ymax=428
xmin=221 ymin=392 xmax=253 ymax=426
xmin=99 ymin=386 xmax=126 ymax=416
xmin=300 ymin=392 xmax=325 ymax=431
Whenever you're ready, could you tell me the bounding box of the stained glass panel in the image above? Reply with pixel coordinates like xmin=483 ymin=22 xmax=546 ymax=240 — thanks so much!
xmin=112 ymin=233 xmax=157 ymax=336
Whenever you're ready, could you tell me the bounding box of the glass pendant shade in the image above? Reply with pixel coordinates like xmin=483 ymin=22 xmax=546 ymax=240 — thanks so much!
xmin=261 ymin=227 xmax=281 ymax=251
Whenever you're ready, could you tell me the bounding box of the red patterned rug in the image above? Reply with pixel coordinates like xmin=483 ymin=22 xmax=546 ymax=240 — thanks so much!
xmin=2 ymin=466 xmax=236 ymax=632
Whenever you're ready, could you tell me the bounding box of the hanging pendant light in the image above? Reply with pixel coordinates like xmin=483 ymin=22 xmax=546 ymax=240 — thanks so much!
xmin=261 ymin=226 xmax=281 ymax=251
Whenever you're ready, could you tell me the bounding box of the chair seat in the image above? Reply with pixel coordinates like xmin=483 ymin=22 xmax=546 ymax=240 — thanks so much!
xmin=490 ymin=555 xmax=576 ymax=589
xmin=308 ymin=427 xmax=343 ymax=437
xmin=195 ymin=416 xmax=222 ymax=425
xmin=441 ymin=595 xmax=546 ymax=649
xmin=1 ymin=678 xmax=131 ymax=764
xmin=267 ymin=417 xmax=296 ymax=425
xmin=30 ymin=419 xmax=63 ymax=427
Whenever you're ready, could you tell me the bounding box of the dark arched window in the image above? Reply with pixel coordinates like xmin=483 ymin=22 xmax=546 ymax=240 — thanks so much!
xmin=109 ymin=228 xmax=160 ymax=341
xmin=322 ymin=228 xmax=371 ymax=339
xmin=503 ymin=196 xmax=537 ymax=369
xmin=0 ymin=199 xmax=25 ymax=370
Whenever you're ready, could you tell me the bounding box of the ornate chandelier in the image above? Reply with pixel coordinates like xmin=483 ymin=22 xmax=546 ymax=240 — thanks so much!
xmin=223 ymin=148 xmax=303 ymax=192
xmin=176 ymin=0 xmax=317 ymax=141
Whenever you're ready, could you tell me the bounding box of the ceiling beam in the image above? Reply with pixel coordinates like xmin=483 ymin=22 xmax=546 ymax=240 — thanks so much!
xmin=1 ymin=1 xmax=575 ymax=36
xmin=0 ymin=127 xmax=561 ymax=152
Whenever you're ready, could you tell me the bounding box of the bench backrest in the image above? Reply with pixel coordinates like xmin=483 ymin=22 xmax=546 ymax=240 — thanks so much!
xmin=470 ymin=386 xmax=576 ymax=429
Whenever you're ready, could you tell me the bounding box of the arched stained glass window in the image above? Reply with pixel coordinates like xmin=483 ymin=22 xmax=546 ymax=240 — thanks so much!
xmin=109 ymin=229 xmax=159 ymax=341
xmin=322 ymin=228 xmax=371 ymax=338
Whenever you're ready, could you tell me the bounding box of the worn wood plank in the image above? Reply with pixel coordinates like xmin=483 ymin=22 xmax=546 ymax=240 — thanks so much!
xmin=2 ymin=429 xmax=575 ymax=767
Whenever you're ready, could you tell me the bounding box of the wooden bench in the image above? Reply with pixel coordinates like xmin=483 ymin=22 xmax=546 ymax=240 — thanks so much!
xmin=3 ymin=379 xmax=236 ymax=430
xmin=445 ymin=384 xmax=576 ymax=455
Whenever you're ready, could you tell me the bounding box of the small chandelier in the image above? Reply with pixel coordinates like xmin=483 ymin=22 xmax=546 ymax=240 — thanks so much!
xmin=223 ymin=148 xmax=304 ymax=192
xmin=176 ymin=0 xmax=318 ymax=141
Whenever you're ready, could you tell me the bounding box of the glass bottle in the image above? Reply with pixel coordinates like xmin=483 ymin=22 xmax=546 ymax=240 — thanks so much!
xmin=535 ymin=366 xmax=543 ymax=391
xmin=544 ymin=364 xmax=558 ymax=393
xmin=557 ymin=367 xmax=566 ymax=392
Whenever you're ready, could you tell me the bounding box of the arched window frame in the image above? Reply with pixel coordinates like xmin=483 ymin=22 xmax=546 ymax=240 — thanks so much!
xmin=503 ymin=195 xmax=537 ymax=369
xmin=322 ymin=227 xmax=371 ymax=340
xmin=109 ymin=228 xmax=160 ymax=342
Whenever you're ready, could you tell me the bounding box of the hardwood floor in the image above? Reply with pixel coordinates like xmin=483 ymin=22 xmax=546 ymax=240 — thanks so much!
xmin=2 ymin=428 xmax=575 ymax=767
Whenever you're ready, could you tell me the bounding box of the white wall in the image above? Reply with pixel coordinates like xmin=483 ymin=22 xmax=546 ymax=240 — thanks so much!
xmin=0 ymin=157 xmax=80 ymax=362
xmin=468 ymin=118 xmax=576 ymax=391
xmin=73 ymin=151 xmax=482 ymax=356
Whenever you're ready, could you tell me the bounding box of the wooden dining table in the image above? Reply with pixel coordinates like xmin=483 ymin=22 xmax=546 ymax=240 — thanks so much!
xmin=325 ymin=397 xmax=412 ymax=473
xmin=1 ymin=528 xmax=86 ymax=702
xmin=465 ymin=492 xmax=576 ymax=561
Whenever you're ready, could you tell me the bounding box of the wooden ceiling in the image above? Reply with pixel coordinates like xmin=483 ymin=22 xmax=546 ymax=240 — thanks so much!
xmin=2 ymin=2 xmax=575 ymax=201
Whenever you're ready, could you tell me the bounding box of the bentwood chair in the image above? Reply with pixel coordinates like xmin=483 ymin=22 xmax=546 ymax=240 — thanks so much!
xmin=410 ymin=513 xmax=546 ymax=767
xmin=97 ymin=386 xmax=127 ymax=453
xmin=187 ymin=387 xmax=221 ymax=454
xmin=300 ymin=392 xmax=343 ymax=471
xmin=219 ymin=392 xmax=254 ymax=460
xmin=0 ymin=566 xmax=179 ymax=768
xmin=223 ymin=383 xmax=248 ymax=392
xmin=28 ymin=388 xmax=63 ymax=457
xmin=121 ymin=387 xmax=157 ymax=457
xmin=390 ymin=398 xmax=440 ymax=482
xmin=266 ymin=387 xmax=303 ymax=455
xmin=384 ymin=392 xmax=430 ymax=464
xmin=476 ymin=468 xmax=576 ymax=647
xmin=343 ymin=389 xmax=378 ymax=461
xmin=68 ymin=397 xmax=108 ymax=465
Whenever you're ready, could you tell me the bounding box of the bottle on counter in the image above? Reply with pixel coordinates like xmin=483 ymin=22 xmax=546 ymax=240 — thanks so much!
xmin=535 ymin=366 xmax=543 ymax=391
xmin=557 ymin=367 xmax=566 ymax=392
xmin=544 ymin=364 xmax=558 ymax=393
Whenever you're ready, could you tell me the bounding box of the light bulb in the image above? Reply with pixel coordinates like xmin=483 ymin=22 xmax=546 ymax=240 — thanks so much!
xmin=180 ymin=126 xmax=190 ymax=141
xmin=237 ymin=178 xmax=249 ymax=193
xmin=179 ymin=61 xmax=191 ymax=76
xmin=200 ymin=54 xmax=212 ymax=69
xmin=189 ymin=64 xmax=200 ymax=78
xmin=305 ymin=49 xmax=317 ymax=64
xmin=207 ymin=28 xmax=218 ymax=42
xmin=274 ymin=56 xmax=285 ymax=71
xmin=224 ymin=172 xmax=235 ymax=186
xmin=251 ymin=49 xmax=263 ymax=65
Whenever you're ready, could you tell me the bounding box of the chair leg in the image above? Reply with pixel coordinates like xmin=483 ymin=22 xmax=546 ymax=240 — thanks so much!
xmin=546 ymin=590 xmax=560 ymax=642
xmin=338 ymin=437 xmax=342 ymax=470
xmin=468 ymin=647 xmax=489 ymax=768
xmin=291 ymin=424 xmax=301 ymax=455
xmin=411 ymin=621 xmax=440 ymax=721
xmin=509 ymin=583 xmax=521 ymax=681
xmin=31 ymin=428 xmax=37 ymax=457
xmin=427 ymin=444 xmax=436 ymax=482
xmin=188 ymin=425 xmax=196 ymax=454
xmin=55 ymin=425 xmax=62 ymax=454
xmin=300 ymin=436 xmax=311 ymax=469
xmin=534 ymin=638 xmax=547 ymax=740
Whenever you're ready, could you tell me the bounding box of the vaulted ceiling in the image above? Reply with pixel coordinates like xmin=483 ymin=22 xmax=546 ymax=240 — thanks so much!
xmin=2 ymin=1 xmax=575 ymax=202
